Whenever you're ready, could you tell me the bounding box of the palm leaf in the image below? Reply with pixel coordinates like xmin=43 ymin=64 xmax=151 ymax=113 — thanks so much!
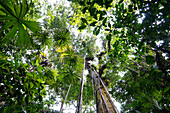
xmin=0 ymin=15 xmax=16 ymax=21
xmin=22 ymin=20 xmax=41 ymax=34
xmin=0 ymin=7 xmax=11 ymax=16
xmin=0 ymin=4 xmax=6 ymax=15
xmin=13 ymin=0 xmax=21 ymax=18
xmin=54 ymin=29 xmax=70 ymax=47
xmin=17 ymin=23 xmax=30 ymax=46
xmin=19 ymin=0 xmax=29 ymax=19
xmin=59 ymin=53 xmax=69 ymax=62
xmin=1 ymin=19 xmax=17 ymax=30
xmin=1 ymin=23 xmax=18 ymax=43
xmin=0 ymin=0 xmax=17 ymax=18
xmin=56 ymin=47 xmax=66 ymax=53
xmin=2 ymin=0 xmax=15 ymax=11
xmin=0 ymin=0 xmax=41 ymax=47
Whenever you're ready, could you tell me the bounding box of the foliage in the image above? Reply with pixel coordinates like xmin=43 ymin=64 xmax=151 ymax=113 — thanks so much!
xmin=0 ymin=0 xmax=55 ymax=112
xmin=70 ymin=0 xmax=170 ymax=112
xmin=0 ymin=0 xmax=44 ymax=47
xmin=0 ymin=0 xmax=170 ymax=112
xmin=0 ymin=51 xmax=53 ymax=112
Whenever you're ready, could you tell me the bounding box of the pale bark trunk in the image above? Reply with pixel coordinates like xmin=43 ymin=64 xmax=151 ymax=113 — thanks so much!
xmin=83 ymin=79 xmax=88 ymax=113
xmin=76 ymin=58 xmax=86 ymax=113
xmin=59 ymin=84 xmax=71 ymax=113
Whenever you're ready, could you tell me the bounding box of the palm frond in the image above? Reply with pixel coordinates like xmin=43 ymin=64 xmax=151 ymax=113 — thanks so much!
xmin=0 ymin=0 xmax=41 ymax=47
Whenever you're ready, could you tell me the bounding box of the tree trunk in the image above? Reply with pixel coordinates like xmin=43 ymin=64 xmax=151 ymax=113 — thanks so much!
xmin=76 ymin=58 xmax=86 ymax=113
xmin=91 ymin=69 xmax=104 ymax=113
xmin=59 ymin=84 xmax=71 ymax=113
xmin=90 ymin=65 xmax=119 ymax=113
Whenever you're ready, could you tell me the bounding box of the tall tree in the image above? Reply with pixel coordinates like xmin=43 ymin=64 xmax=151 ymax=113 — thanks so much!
xmin=70 ymin=0 xmax=170 ymax=112
xmin=1 ymin=0 xmax=169 ymax=112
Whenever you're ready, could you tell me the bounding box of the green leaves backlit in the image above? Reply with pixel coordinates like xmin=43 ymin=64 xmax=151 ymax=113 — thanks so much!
xmin=0 ymin=0 xmax=41 ymax=47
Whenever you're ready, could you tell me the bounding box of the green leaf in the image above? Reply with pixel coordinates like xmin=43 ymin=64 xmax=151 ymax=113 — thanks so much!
xmin=163 ymin=87 xmax=170 ymax=93
xmin=36 ymin=59 xmax=39 ymax=66
xmin=30 ymin=82 xmax=34 ymax=89
xmin=134 ymin=34 xmax=141 ymax=38
xmin=20 ymin=0 xmax=29 ymax=18
xmin=161 ymin=0 xmax=166 ymax=3
xmin=142 ymin=102 xmax=152 ymax=108
xmin=89 ymin=7 xmax=96 ymax=17
xmin=0 ymin=1 xmax=17 ymax=18
xmin=78 ymin=24 xmax=87 ymax=30
xmin=1 ymin=0 xmax=15 ymax=12
xmin=13 ymin=1 xmax=21 ymax=18
xmin=81 ymin=18 xmax=88 ymax=25
xmin=99 ymin=11 xmax=106 ymax=20
xmin=37 ymin=79 xmax=45 ymax=83
xmin=93 ymin=26 xmax=98 ymax=35
xmin=14 ymin=58 xmax=19 ymax=68
xmin=0 ymin=8 xmax=10 ymax=15
xmin=1 ymin=23 xmax=18 ymax=43
xmin=96 ymin=27 xmax=100 ymax=35
xmin=102 ymin=17 xmax=107 ymax=26
xmin=0 ymin=15 xmax=15 ymax=21
xmin=106 ymin=34 xmax=111 ymax=40
xmin=90 ymin=21 xmax=97 ymax=26
xmin=1 ymin=20 xmax=17 ymax=30
xmin=146 ymin=55 xmax=155 ymax=65
xmin=27 ymin=72 xmax=33 ymax=77
xmin=37 ymin=65 xmax=43 ymax=73
xmin=24 ymin=83 xmax=28 ymax=89
xmin=108 ymin=22 xmax=111 ymax=28
xmin=17 ymin=23 xmax=30 ymax=46
xmin=134 ymin=82 xmax=139 ymax=88
xmin=22 ymin=20 xmax=41 ymax=34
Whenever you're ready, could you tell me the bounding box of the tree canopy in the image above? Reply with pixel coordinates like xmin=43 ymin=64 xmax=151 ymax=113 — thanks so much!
xmin=0 ymin=0 xmax=169 ymax=113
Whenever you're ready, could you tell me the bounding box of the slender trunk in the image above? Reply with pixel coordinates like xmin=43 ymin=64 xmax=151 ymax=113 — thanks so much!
xmin=124 ymin=65 xmax=139 ymax=74
xmin=59 ymin=84 xmax=71 ymax=113
xmin=90 ymin=69 xmax=97 ymax=111
xmin=83 ymin=78 xmax=88 ymax=113
xmin=76 ymin=58 xmax=86 ymax=113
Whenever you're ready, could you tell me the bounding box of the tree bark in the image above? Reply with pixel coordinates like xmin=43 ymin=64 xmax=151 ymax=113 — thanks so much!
xmin=90 ymin=65 xmax=119 ymax=113
xmin=76 ymin=58 xmax=86 ymax=113
xmin=59 ymin=84 xmax=71 ymax=113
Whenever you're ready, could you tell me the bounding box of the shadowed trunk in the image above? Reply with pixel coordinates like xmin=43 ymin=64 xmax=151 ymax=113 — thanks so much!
xmin=90 ymin=65 xmax=119 ymax=113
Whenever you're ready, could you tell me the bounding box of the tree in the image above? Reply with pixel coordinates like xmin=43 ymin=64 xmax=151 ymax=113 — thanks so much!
xmin=70 ymin=0 xmax=170 ymax=112
xmin=0 ymin=0 xmax=55 ymax=112
xmin=1 ymin=0 xmax=169 ymax=112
